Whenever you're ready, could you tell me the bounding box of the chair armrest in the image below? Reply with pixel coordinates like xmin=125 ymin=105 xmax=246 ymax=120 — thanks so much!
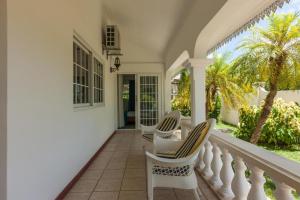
xmin=154 ymin=129 xmax=176 ymax=138
xmin=145 ymin=151 xmax=195 ymax=166
xmin=153 ymin=134 xmax=183 ymax=153
xmin=140 ymin=124 xmax=158 ymax=133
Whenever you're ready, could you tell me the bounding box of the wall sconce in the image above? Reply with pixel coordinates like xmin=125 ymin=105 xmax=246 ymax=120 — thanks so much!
xmin=110 ymin=56 xmax=121 ymax=73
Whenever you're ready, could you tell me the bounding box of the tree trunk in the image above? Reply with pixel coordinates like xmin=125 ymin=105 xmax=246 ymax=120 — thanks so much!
xmin=250 ymin=88 xmax=277 ymax=144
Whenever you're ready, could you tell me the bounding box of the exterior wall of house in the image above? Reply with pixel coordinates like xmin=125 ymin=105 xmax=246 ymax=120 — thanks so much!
xmin=0 ymin=0 xmax=7 ymax=199
xmin=6 ymin=0 xmax=117 ymax=199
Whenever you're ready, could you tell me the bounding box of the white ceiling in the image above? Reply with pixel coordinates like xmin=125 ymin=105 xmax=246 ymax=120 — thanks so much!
xmin=102 ymin=0 xmax=197 ymax=62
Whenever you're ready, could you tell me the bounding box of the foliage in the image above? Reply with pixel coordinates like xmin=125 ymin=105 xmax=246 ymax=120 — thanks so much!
xmin=235 ymin=98 xmax=300 ymax=146
xmin=233 ymin=13 xmax=300 ymax=143
xmin=208 ymin=94 xmax=222 ymax=121
xmin=171 ymin=69 xmax=191 ymax=116
xmin=206 ymin=53 xmax=251 ymax=119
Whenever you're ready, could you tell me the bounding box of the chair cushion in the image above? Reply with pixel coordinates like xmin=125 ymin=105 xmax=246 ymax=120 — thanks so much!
xmin=157 ymin=117 xmax=177 ymax=132
xmin=156 ymin=121 xmax=209 ymax=159
xmin=142 ymin=133 xmax=154 ymax=142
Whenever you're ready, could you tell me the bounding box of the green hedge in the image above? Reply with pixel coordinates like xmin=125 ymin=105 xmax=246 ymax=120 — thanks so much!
xmin=235 ymin=98 xmax=300 ymax=146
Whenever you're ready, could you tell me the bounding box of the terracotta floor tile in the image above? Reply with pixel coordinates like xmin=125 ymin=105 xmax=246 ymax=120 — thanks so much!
xmin=101 ymin=169 xmax=124 ymax=179
xmin=80 ymin=169 xmax=103 ymax=180
xmin=95 ymin=179 xmax=122 ymax=191
xmin=89 ymin=192 xmax=119 ymax=200
xmin=121 ymin=177 xmax=146 ymax=191
xmin=118 ymin=191 xmax=147 ymax=200
xmin=63 ymin=192 xmax=90 ymax=200
xmin=70 ymin=180 xmax=97 ymax=193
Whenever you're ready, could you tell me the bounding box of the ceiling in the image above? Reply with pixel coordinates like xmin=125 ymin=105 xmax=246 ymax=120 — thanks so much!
xmin=102 ymin=0 xmax=197 ymax=62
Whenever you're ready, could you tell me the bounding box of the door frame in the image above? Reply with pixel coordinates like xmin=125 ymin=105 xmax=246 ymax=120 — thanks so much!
xmin=137 ymin=73 xmax=161 ymax=129
xmin=117 ymin=73 xmax=162 ymax=130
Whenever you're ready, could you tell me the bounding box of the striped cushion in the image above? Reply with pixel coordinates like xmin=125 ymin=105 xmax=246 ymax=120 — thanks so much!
xmin=156 ymin=122 xmax=209 ymax=159
xmin=157 ymin=117 xmax=177 ymax=132
xmin=142 ymin=133 xmax=154 ymax=142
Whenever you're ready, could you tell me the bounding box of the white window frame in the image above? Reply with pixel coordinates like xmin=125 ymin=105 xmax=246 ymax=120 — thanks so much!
xmin=73 ymin=38 xmax=92 ymax=108
xmin=73 ymin=33 xmax=105 ymax=108
xmin=93 ymin=56 xmax=105 ymax=106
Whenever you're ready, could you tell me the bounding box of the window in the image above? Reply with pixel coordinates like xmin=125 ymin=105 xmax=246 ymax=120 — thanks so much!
xmin=93 ymin=58 xmax=104 ymax=104
xmin=73 ymin=36 xmax=105 ymax=107
xmin=73 ymin=41 xmax=91 ymax=105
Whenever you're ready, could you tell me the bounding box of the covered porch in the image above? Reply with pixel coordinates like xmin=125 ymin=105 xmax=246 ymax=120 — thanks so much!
xmin=1 ymin=0 xmax=300 ymax=200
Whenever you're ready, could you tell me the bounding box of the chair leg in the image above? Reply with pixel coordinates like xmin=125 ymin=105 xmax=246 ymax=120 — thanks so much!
xmin=147 ymin=159 xmax=153 ymax=200
xmin=193 ymin=188 xmax=202 ymax=200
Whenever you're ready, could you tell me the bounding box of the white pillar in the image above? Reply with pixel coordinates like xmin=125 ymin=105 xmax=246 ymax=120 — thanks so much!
xmin=188 ymin=59 xmax=212 ymax=126
xmin=164 ymin=71 xmax=172 ymax=114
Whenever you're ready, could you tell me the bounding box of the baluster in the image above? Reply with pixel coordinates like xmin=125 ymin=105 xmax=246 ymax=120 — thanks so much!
xmin=197 ymin=146 xmax=205 ymax=171
xmin=181 ymin=125 xmax=188 ymax=140
xmin=248 ymin=166 xmax=267 ymax=200
xmin=232 ymin=156 xmax=250 ymax=200
xmin=218 ymin=148 xmax=234 ymax=199
xmin=209 ymin=142 xmax=223 ymax=190
xmin=202 ymin=141 xmax=213 ymax=179
xmin=274 ymin=181 xmax=294 ymax=200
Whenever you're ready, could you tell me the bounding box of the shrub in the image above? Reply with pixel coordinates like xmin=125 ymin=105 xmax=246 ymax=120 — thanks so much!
xmin=235 ymin=98 xmax=300 ymax=146
xmin=208 ymin=95 xmax=222 ymax=122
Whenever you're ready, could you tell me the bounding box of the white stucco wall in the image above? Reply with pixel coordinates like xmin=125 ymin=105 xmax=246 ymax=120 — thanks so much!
xmin=0 ymin=0 xmax=7 ymax=199
xmin=6 ymin=0 xmax=117 ymax=199
xmin=221 ymin=87 xmax=300 ymax=125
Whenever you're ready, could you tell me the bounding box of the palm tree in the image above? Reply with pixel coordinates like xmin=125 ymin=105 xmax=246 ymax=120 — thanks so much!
xmin=172 ymin=69 xmax=191 ymax=116
xmin=206 ymin=53 xmax=249 ymax=118
xmin=233 ymin=13 xmax=300 ymax=144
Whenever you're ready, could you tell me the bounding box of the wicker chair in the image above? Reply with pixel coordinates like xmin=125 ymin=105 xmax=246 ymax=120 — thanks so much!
xmin=141 ymin=110 xmax=181 ymax=142
xmin=145 ymin=119 xmax=216 ymax=200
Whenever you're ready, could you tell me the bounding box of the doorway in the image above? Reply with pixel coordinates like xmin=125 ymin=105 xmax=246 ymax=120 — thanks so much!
xmin=118 ymin=74 xmax=136 ymax=129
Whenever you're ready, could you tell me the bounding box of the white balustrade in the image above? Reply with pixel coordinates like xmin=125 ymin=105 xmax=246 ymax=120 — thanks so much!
xmin=197 ymin=147 xmax=205 ymax=171
xmin=209 ymin=142 xmax=223 ymax=190
xmin=232 ymin=156 xmax=250 ymax=200
xmin=274 ymin=181 xmax=294 ymax=200
xmin=248 ymin=166 xmax=267 ymax=200
xmin=218 ymin=148 xmax=234 ymax=199
xmin=202 ymin=141 xmax=213 ymax=179
xmin=180 ymin=119 xmax=300 ymax=200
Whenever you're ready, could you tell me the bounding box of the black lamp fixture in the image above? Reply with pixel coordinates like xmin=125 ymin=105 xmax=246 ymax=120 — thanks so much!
xmin=110 ymin=56 xmax=121 ymax=73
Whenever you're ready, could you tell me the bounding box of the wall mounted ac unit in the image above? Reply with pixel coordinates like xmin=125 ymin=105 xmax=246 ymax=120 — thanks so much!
xmin=103 ymin=25 xmax=120 ymax=50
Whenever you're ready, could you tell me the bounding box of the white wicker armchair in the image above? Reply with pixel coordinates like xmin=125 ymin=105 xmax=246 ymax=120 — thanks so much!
xmin=141 ymin=110 xmax=181 ymax=142
xmin=145 ymin=119 xmax=216 ymax=200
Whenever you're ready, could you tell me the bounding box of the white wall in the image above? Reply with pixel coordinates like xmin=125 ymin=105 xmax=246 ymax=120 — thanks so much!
xmin=0 ymin=0 xmax=7 ymax=199
xmin=221 ymin=87 xmax=300 ymax=125
xmin=7 ymin=0 xmax=117 ymax=199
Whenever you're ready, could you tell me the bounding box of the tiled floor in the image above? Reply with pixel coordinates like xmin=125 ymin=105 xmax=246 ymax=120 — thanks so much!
xmin=63 ymin=130 xmax=218 ymax=200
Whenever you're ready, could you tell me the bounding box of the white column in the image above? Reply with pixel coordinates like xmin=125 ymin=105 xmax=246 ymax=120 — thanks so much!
xmin=164 ymin=71 xmax=172 ymax=114
xmin=188 ymin=59 xmax=212 ymax=126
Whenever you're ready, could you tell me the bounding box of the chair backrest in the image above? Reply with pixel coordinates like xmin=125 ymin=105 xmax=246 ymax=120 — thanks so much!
xmin=175 ymin=118 xmax=216 ymax=159
xmin=156 ymin=110 xmax=181 ymax=132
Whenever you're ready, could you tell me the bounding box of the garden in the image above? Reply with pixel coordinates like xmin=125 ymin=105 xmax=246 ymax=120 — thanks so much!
xmin=172 ymin=12 xmax=300 ymax=199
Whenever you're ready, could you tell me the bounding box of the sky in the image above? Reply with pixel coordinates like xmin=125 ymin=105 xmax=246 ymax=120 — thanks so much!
xmin=215 ymin=0 xmax=300 ymax=59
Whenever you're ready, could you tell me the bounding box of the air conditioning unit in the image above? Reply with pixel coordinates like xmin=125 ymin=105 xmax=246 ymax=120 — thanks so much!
xmin=103 ymin=25 xmax=120 ymax=50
